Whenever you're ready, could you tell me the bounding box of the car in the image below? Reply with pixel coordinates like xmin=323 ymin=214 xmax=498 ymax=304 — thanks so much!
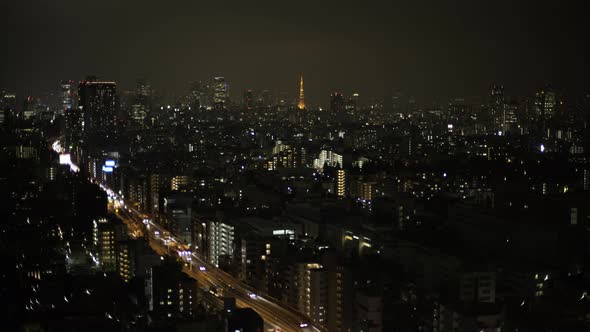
xmin=299 ymin=322 xmax=308 ymax=328
xmin=199 ymin=266 xmax=206 ymax=271
xmin=248 ymin=292 xmax=257 ymax=299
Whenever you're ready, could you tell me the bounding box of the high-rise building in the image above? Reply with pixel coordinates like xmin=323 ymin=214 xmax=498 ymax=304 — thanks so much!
xmin=313 ymin=150 xmax=343 ymax=170
xmin=346 ymin=93 xmax=359 ymax=115
xmin=22 ymin=96 xmax=37 ymax=120
xmin=286 ymin=262 xmax=327 ymax=325
xmin=337 ymin=169 xmax=347 ymax=197
xmin=298 ymin=74 xmax=306 ymax=110
xmin=490 ymin=84 xmax=504 ymax=131
xmin=0 ymin=91 xmax=16 ymax=113
xmin=0 ymin=91 xmax=16 ymax=131
xmin=171 ymin=175 xmax=191 ymax=192
xmin=330 ymin=93 xmax=345 ymax=114
xmin=150 ymin=263 xmax=199 ymax=319
xmin=355 ymin=289 xmax=383 ymax=332
xmin=501 ymin=101 xmax=518 ymax=133
xmin=78 ymin=77 xmax=118 ymax=145
xmin=208 ymin=220 xmax=235 ymax=267
xmin=243 ymin=89 xmax=254 ymax=110
xmin=64 ymin=106 xmax=83 ymax=149
xmin=189 ymin=80 xmax=210 ymax=109
xmin=61 ymin=80 xmax=77 ymax=113
xmin=259 ymin=89 xmax=272 ymax=107
xmin=117 ymin=239 xmax=161 ymax=283
xmin=213 ymin=76 xmax=229 ymax=111
xmin=164 ymin=193 xmax=193 ymax=245
xmin=130 ymin=78 xmax=151 ymax=128
xmin=130 ymin=104 xmax=147 ymax=127
xmin=93 ymin=217 xmax=127 ymax=272
xmin=350 ymin=179 xmax=376 ymax=202
xmin=534 ymin=85 xmax=557 ymax=121
xmin=136 ymin=77 xmax=151 ymax=100
xmin=272 ymin=146 xmax=306 ymax=168
xmin=325 ymin=257 xmax=354 ymax=332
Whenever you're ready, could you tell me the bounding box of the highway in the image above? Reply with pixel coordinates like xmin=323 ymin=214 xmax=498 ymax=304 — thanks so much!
xmin=53 ymin=140 xmax=324 ymax=332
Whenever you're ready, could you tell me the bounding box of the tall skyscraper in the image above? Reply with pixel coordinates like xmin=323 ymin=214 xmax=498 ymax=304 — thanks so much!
xmin=130 ymin=78 xmax=151 ymax=128
xmin=346 ymin=93 xmax=359 ymax=116
xmin=490 ymin=84 xmax=504 ymax=131
xmin=213 ymin=76 xmax=229 ymax=111
xmin=64 ymin=107 xmax=83 ymax=149
xmin=0 ymin=91 xmax=16 ymax=131
xmin=136 ymin=77 xmax=152 ymax=100
xmin=259 ymin=89 xmax=272 ymax=107
xmin=534 ymin=85 xmax=557 ymax=121
xmin=298 ymin=74 xmax=306 ymax=110
xmin=243 ymin=89 xmax=254 ymax=110
xmin=189 ymin=80 xmax=210 ymax=109
xmin=502 ymin=101 xmax=518 ymax=133
xmin=61 ymin=80 xmax=78 ymax=113
xmin=22 ymin=96 xmax=37 ymax=120
xmin=330 ymin=93 xmax=345 ymax=114
xmin=78 ymin=77 xmax=118 ymax=146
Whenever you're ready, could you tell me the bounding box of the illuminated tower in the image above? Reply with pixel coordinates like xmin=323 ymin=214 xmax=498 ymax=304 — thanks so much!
xmin=297 ymin=74 xmax=305 ymax=110
xmin=337 ymin=168 xmax=346 ymax=197
xmin=213 ymin=76 xmax=229 ymax=111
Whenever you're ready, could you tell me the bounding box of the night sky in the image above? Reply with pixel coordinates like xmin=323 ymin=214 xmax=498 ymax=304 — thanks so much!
xmin=1 ymin=0 xmax=588 ymax=103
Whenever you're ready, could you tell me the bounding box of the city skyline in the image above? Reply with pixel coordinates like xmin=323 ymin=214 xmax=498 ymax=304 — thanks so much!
xmin=1 ymin=1 xmax=589 ymax=101
xmin=2 ymin=2 xmax=590 ymax=332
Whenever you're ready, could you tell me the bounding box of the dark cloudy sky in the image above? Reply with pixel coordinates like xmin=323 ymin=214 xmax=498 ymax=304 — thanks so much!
xmin=0 ymin=0 xmax=588 ymax=103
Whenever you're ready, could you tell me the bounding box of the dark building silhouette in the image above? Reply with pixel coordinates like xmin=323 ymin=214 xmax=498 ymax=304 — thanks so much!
xmin=78 ymin=77 xmax=118 ymax=146
xmin=225 ymin=307 xmax=263 ymax=332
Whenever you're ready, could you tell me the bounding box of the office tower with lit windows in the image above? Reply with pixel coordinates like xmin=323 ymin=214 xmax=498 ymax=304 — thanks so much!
xmin=61 ymin=80 xmax=77 ymax=113
xmin=534 ymin=85 xmax=557 ymax=121
xmin=130 ymin=78 xmax=151 ymax=128
xmin=213 ymin=76 xmax=229 ymax=111
xmin=502 ymin=101 xmax=518 ymax=133
xmin=490 ymin=84 xmax=504 ymax=132
xmin=78 ymin=77 xmax=118 ymax=146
